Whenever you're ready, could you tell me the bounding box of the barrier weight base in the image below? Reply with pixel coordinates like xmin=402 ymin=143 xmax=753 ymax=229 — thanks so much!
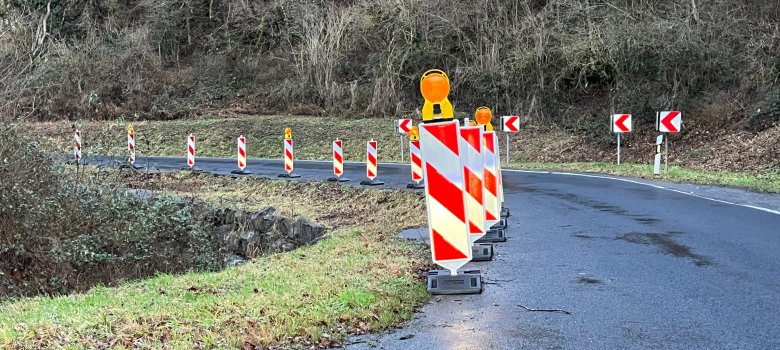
xmin=501 ymin=207 xmax=510 ymax=219
xmin=490 ymin=219 xmax=508 ymax=231
xmin=406 ymin=182 xmax=425 ymax=189
xmin=471 ymin=244 xmax=494 ymax=261
xmin=427 ymin=270 xmax=482 ymax=295
xmin=327 ymin=177 xmax=350 ymax=182
xmin=120 ymin=163 xmax=144 ymax=170
xmin=231 ymin=170 xmax=253 ymax=175
xmin=278 ymin=173 xmax=302 ymax=178
xmin=476 ymin=228 xmax=506 ymax=243
xmin=360 ymin=179 xmax=385 ymax=186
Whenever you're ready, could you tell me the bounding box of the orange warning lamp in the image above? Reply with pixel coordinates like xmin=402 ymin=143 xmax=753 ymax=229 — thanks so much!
xmin=284 ymin=127 xmax=292 ymax=140
xmin=127 ymin=123 xmax=134 ymax=135
xmin=475 ymin=107 xmax=493 ymax=131
xmin=420 ymin=69 xmax=454 ymax=121
xmin=410 ymin=126 xmax=420 ymax=141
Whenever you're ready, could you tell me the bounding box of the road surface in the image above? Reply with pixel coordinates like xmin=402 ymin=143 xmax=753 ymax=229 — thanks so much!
xmin=89 ymin=155 xmax=780 ymax=349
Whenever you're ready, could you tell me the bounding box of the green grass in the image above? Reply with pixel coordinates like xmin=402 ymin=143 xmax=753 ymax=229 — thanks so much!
xmin=509 ymin=162 xmax=780 ymax=193
xmin=0 ymin=173 xmax=431 ymax=348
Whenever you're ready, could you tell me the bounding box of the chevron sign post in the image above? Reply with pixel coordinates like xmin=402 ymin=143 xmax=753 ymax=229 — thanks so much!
xmin=611 ymin=114 xmax=632 ymax=165
xmin=360 ymin=140 xmax=384 ymax=186
xmin=501 ymin=115 xmax=519 ymax=163
xmin=460 ymin=126 xmax=493 ymax=262
xmin=327 ymin=139 xmax=349 ymax=182
xmin=396 ymin=118 xmax=412 ymax=162
xmin=407 ymin=126 xmax=424 ymax=189
xmin=656 ymin=111 xmax=682 ymax=173
xmin=231 ymin=136 xmax=251 ymax=175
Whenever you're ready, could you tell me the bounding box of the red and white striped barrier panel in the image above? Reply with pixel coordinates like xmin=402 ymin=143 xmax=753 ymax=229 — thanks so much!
xmin=74 ymin=130 xmax=82 ymax=163
xmin=482 ymin=131 xmax=500 ymax=227
xmin=284 ymin=138 xmax=294 ymax=174
xmin=460 ymin=126 xmax=486 ymax=243
xmin=187 ymin=134 xmax=195 ymax=168
xmin=127 ymin=130 xmax=136 ymax=165
xmin=333 ymin=139 xmax=343 ymax=178
xmin=237 ymin=136 xmax=247 ymax=171
xmin=419 ymin=120 xmax=472 ymax=273
xmin=410 ymin=139 xmax=423 ymax=184
xmin=493 ymin=132 xmax=504 ymax=205
xmin=366 ymin=140 xmax=378 ymax=180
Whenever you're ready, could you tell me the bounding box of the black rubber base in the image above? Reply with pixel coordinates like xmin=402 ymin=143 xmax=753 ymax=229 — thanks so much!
xmin=501 ymin=207 xmax=511 ymax=218
xmin=471 ymin=243 xmax=494 ymax=261
xmin=278 ymin=173 xmax=302 ymax=178
xmin=327 ymin=177 xmax=350 ymax=182
xmin=360 ymin=179 xmax=385 ymax=186
xmin=476 ymin=228 xmax=507 ymax=243
xmin=427 ymin=269 xmax=482 ymax=295
xmin=231 ymin=170 xmax=252 ymax=175
xmin=406 ymin=182 xmax=425 ymax=189
xmin=490 ymin=219 xmax=508 ymax=231
xmin=181 ymin=167 xmax=204 ymax=173
xmin=120 ymin=164 xmax=144 ymax=170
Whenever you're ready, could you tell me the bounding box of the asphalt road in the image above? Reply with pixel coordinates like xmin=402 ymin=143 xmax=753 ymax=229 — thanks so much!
xmin=89 ymin=155 xmax=780 ymax=349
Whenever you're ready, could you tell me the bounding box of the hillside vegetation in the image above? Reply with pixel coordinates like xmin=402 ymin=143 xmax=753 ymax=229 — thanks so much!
xmin=1 ymin=0 xmax=778 ymax=132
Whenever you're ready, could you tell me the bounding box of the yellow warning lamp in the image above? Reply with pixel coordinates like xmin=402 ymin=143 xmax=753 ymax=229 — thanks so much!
xmin=410 ymin=126 xmax=420 ymax=141
xmin=284 ymin=127 xmax=292 ymax=140
xmin=475 ymin=107 xmax=494 ymax=131
xmin=420 ymin=69 xmax=454 ymax=122
xmin=127 ymin=123 xmax=134 ymax=135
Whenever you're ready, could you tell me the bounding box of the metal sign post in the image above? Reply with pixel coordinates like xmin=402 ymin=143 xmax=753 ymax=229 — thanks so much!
xmin=399 ymin=134 xmax=404 ymax=163
xmin=610 ymin=114 xmax=631 ymax=165
xmin=617 ymin=133 xmax=621 ymax=165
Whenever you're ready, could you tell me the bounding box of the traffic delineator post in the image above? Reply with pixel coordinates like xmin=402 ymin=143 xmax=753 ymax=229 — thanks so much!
xmin=407 ymin=126 xmax=424 ymax=189
xmin=278 ymin=128 xmax=301 ymax=178
xmin=231 ymin=135 xmax=252 ymax=175
xmin=360 ymin=139 xmax=384 ymax=186
xmin=122 ymin=124 xmax=143 ymax=170
xmin=74 ymin=129 xmax=82 ymax=164
xmin=182 ymin=134 xmax=202 ymax=172
xmin=478 ymin=130 xmax=505 ymax=242
xmin=327 ymin=139 xmax=349 ymax=182
xmin=419 ymin=69 xmax=481 ymax=295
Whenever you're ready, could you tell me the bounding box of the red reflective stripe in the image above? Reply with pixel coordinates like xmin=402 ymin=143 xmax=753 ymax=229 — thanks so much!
xmin=426 ymin=123 xmax=460 ymax=156
xmin=484 ymin=170 xmax=497 ymax=196
xmin=460 ymin=128 xmax=481 ymax=150
xmin=469 ymin=221 xmax=482 ymax=234
xmin=432 ymin=228 xmax=468 ymax=260
xmin=285 ymin=149 xmax=293 ymax=159
xmin=411 ymin=152 xmax=421 ymax=166
xmin=426 ymin=163 xmax=466 ymax=222
xmin=334 ymin=151 xmax=342 ymax=163
xmin=484 ymin=133 xmax=495 ymax=153
xmin=464 ymin=167 xmax=483 ymax=204
xmin=368 ymin=152 xmax=376 ymax=165
xmin=367 ymin=169 xmax=375 ymax=178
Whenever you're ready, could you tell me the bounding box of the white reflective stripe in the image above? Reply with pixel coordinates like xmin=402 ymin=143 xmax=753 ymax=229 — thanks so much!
xmin=419 ymin=124 xmax=463 ymax=188
xmin=484 ymin=190 xmax=499 ymax=227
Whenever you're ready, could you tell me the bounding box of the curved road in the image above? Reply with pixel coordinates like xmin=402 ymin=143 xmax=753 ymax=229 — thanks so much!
xmin=92 ymin=156 xmax=780 ymax=349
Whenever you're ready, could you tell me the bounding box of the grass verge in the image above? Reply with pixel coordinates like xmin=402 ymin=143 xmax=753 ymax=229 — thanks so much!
xmin=0 ymin=172 xmax=430 ymax=348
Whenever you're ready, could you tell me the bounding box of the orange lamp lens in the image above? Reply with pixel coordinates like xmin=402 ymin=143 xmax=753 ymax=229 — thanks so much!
xmin=420 ymin=74 xmax=450 ymax=102
xmin=410 ymin=126 xmax=419 ymax=137
xmin=475 ymin=107 xmax=492 ymax=125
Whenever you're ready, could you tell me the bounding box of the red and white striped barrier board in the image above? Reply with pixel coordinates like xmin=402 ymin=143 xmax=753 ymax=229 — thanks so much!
xmin=366 ymin=140 xmax=378 ymax=180
xmin=410 ymin=139 xmax=423 ymax=183
xmin=237 ymin=136 xmax=247 ymax=171
xmin=611 ymin=114 xmax=632 ymax=133
xmin=333 ymin=139 xmax=343 ymax=177
xmin=284 ymin=138 xmax=294 ymax=174
xmin=501 ymin=115 xmax=520 ymax=133
xmin=657 ymin=111 xmax=682 ymax=133
xmin=493 ymin=133 xmax=504 ymax=205
xmin=187 ymin=134 xmax=195 ymax=168
xmin=74 ymin=130 xmax=82 ymax=162
xmin=419 ymin=121 xmax=472 ymax=273
xmin=483 ymin=131 xmax=500 ymax=227
xmin=396 ymin=118 xmax=413 ymax=134
xmin=128 ymin=131 xmax=136 ymax=165
xmin=460 ymin=126 xmax=486 ymax=243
